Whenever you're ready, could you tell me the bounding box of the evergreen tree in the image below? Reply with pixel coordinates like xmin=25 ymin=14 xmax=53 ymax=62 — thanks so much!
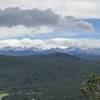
xmin=81 ymin=74 xmax=100 ymax=100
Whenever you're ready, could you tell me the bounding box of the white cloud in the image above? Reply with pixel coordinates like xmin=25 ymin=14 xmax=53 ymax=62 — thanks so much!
xmin=0 ymin=38 xmax=100 ymax=49
xmin=0 ymin=1 xmax=96 ymax=40
xmin=0 ymin=25 xmax=56 ymax=39
xmin=0 ymin=12 xmax=94 ymax=40
xmin=0 ymin=0 xmax=100 ymax=18
xmin=0 ymin=25 xmax=34 ymax=39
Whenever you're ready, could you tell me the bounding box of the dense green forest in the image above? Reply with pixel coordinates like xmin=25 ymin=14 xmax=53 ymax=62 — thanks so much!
xmin=0 ymin=53 xmax=100 ymax=100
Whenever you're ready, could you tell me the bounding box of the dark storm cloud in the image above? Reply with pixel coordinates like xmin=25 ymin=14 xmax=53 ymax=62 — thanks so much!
xmin=0 ymin=7 xmax=94 ymax=32
xmin=0 ymin=7 xmax=60 ymax=27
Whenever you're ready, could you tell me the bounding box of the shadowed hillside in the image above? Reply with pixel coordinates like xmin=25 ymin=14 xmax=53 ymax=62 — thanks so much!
xmin=0 ymin=53 xmax=100 ymax=100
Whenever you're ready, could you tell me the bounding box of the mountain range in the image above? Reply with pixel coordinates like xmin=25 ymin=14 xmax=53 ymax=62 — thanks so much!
xmin=0 ymin=46 xmax=100 ymax=59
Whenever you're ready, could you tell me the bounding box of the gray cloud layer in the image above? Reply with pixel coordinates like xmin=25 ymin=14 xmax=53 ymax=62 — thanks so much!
xmin=0 ymin=7 xmax=94 ymax=32
xmin=0 ymin=0 xmax=99 ymax=18
xmin=0 ymin=8 xmax=60 ymax=27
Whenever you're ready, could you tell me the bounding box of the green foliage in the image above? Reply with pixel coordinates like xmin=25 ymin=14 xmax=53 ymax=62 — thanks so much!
xmin=81 ymin=74 xmax=100 ymax=100
xmin=0 ymin=92 xmax=8 ymax=100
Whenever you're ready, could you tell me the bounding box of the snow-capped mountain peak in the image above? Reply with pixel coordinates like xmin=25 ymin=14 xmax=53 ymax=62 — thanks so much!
xmin=0 ymin=46 xmax=100 ymax=57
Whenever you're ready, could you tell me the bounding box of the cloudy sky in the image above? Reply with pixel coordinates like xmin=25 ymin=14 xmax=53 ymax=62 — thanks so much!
xmin=0 ymin=0 xmax=100 ymax=49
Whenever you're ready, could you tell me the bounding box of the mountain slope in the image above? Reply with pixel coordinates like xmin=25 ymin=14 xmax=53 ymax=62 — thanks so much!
xmin=0 ymin=54 xmax=100 ymax=100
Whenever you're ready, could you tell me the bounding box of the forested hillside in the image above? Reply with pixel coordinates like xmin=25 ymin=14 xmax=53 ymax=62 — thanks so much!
xmin=0 ymin=53 xmax=100 ymax=100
